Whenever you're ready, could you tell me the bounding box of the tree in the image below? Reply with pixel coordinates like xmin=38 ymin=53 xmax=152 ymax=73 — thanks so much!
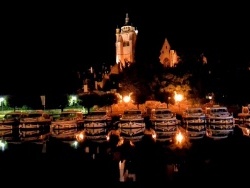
xmin=7 ymin=95 xmax=24 ymax=111
xmin=45 ymin=94 xmax=69 ymax=111
xmin=78 ymin=93 xmax=100 ymax=113
xmin=99 ymin=93 xmax=118 ymax=112
xmin=118 ymin=62 xmax=153 ymax=105
xmin=150 ymin=72 xmax=192 ymax=103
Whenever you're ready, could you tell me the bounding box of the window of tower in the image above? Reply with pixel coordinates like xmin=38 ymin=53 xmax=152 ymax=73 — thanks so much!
xmin=123 ymin=41 xmax=129 ymax=47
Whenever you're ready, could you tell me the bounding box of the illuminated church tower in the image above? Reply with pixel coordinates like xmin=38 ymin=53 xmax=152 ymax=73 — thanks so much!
xmin=115 ymin=13 xmax=138 ymax=71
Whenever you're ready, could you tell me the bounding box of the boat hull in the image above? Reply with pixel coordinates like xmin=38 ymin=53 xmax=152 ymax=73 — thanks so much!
xmin=119 ymin=120 xmax=145 ymax=143
xmin=206 ymin=123 xmax=234 ymax=139
xmin=51 ymin=120 xmax=84 ymax=130
xmin=235 ymin=114 xmax=250 ymax=137
xmin=152 ymin=119 xmax=179 ymax=142
xmin=181 ymin=117 xmax=206 ymax=140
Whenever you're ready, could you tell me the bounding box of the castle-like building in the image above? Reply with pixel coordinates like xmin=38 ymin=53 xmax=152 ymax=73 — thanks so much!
xmin=159 ymin=38 xmax=179 ymax=67
xmin=115 ymin=13 xmax=138 ymax=70
xmin=109 ymin=13 xmax=138 ymax=75
xmin=80 ymin=13 xmax=179 ymax=93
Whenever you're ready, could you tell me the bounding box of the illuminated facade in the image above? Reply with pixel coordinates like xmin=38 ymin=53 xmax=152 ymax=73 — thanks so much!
xmin=115 ymin=13 xmax=138 ymax=71
xmin=80 ymin=14 xmax=138 ymax=92
xmin=159 ymin=38 xmax=179 ymax=67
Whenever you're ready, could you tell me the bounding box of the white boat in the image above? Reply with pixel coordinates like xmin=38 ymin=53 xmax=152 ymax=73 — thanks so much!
xmin=0 ymin=111 xmax=28 ymax=130
xmin=180 ymin=107 xmax=206 ymax=139
xmin=0 ymin=129 xmax=19 ymax=142
xmin=19 ymin=110 xmax=52 ymax=130
xmin=50 ymin=110 xmax=84 ymax=130
xmin=205 ymin=105 xmax=235 ymax=139
xmin=83 ymin=110 xmax=111 ymax=143
xmin=235 ymin=105 xmax=250 ymax=136
xmin=0 ymin=128 xmax=49 ymax=144
xmin=50 ymin=128 xmax=80 ymax=145
xmin=149 ymin=107 xmax=179 ymax=142
xmin=119 ymin=109 xmax=145 ymax=143
xmin=19 ymin=129 xmax=50 ymax=143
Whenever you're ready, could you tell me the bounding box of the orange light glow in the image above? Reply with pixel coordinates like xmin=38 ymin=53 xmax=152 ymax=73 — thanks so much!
xmin=123 ymin=95 xmax=131 ymax=103
xmin=174 ymin=92 xmax=183 ymax=103
xmin=175 ymin=132 xmax=184 ymax=144
xmin=75 ymin=131 xmax=85 ymax=142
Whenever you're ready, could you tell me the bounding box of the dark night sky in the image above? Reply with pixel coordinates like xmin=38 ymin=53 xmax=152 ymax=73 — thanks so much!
xmin=1 ymin=2 xmax=249 ymax=95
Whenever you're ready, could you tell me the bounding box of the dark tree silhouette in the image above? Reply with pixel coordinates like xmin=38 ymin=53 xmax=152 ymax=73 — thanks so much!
xmin=99 ymin=93 xmax=118 ymax=112
xmin=78 ymin=93 xmax=100 ymax=113
xmin=7 ymin=95 xmax=25 ymax=111
xmin=45 ymin=94 xmax=69 ymax=111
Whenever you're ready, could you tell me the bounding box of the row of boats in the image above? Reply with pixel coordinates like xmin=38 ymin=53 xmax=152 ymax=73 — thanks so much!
xmin=0 ymin=105 xmax=249 ymax=147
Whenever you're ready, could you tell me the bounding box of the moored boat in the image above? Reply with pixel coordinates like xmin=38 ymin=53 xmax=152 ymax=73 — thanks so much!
xmin=50 ymin=110 xmax=84 ymax=130
xmin=180 ymin=107 xmax=206 ymax=139
xmin=0 ymin=111 xmax=28 ymax=130
xmin=19 ymin=110 xmax=52 ymax=130
xmin=205 ymin=105 xmax=235 ymax=139
xmin=148 ymin=107 xmax=179 ymax=142
xmin=235 ymin=105 xmax=250 ymax=136
xmin=119 ymin=109 xmax=145 ymax=143
xmin=83 ymin=110 xmax=111 ymax=143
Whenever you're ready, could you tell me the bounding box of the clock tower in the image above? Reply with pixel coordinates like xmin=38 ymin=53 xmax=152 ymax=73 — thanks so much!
xmin=115 ymin=13 xmax=138 ymax=71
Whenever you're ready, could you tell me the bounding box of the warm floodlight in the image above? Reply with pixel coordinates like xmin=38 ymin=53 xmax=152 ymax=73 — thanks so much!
xmin=123 ymin=95 xmax=131 ymax=103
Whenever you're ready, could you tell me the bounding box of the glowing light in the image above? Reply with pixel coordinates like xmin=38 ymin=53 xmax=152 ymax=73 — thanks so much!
xmin=0 ymin=97 xmax=5 ymax=111
xmin=106 ymin=135 xmax=110 ymax=141
xmin=152 ymin=133 xmax=157 ymax=139
xmin=174 ymin=92 xmax=183 ymax=103
xmin=69 ymin=95 xmax=78 ymax=106
xmin=175 ymin=132 xmax=184 ymax=144
xmin=75 ymin=131 xmax=85 ymax=142
xmin=0 ymin=139 xmax=7 ymax=151
xmin=123 ymin=95 xmax=131 ymax=103
xmin=71 ymin=141 xmax=78 ymax=149
xmin=0 ymin=97 xmax=4 ymax=103
xmin=174 ymin=92 xmax=183 ymax=112
xmin=117 ymin=137 xmax=124 ymax=146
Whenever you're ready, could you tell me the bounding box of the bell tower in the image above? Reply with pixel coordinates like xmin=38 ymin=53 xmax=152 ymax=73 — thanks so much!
xmin=115 ymin=13 xmax=138 ymax=71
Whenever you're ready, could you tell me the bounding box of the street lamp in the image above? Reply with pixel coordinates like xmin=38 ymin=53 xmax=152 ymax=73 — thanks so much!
xmin=174 ymin=93 xmax=183 ymax=112
xmin=207 ymin=93 xmax=214 ymax=105
xmin=123 ymin=95 xmax=131 ymax=103
xmin=0 ymin=97 xmax=4 ymax=111
xmin=69 ymin=95 xmax=78 ymax=106
xmin=122 ymin=95 xmax=132 ymax=109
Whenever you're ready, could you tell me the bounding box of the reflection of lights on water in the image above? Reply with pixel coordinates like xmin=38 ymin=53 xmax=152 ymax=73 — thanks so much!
xmin=0 ymin=139 xmax=7 ymax=151
xmin=106 ymin=135 xmax=110 ymax=141
xmin=117 ymin=137 xmax=124 ymax=146
xmin=242 ymin=127 xmax=250 ymax=136
xmin=75 ymin=131 xmax=85 ymax=142
xmin=175 ymin=132 xmax=184 ymax=144
xmin=71 ymin=141 xmax=79 ymax=149
xmin=129 ymin=140 xmax=134 ymax=147
xmin=73 ymin=131 xmax=85 ymax=148
xmin=152 ymin=133 xmax=156 ymax=140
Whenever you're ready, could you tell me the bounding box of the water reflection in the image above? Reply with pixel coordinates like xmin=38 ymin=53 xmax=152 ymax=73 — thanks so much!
xmin=0 ymin=123 xmax=250 ymax=186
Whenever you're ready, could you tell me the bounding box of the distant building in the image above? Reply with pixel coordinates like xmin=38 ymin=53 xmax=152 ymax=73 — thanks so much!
xmin=98 ymin=13 xmax=138 ymax=91
xmin=159 ymin=38 xmax=179 ymax=67
xmin=115 ymin=13 xmax=138 ymax=71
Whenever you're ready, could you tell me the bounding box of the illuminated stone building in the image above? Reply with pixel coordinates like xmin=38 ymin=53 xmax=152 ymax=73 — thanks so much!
xmin=115 ymin=13 xmax=138 ymax=71
xmin=99 ymin=13 xmax=138 ymax=91
xmin=80 ymin=13 xmax=138 ymax=93
xmin=159 ymin=38 xmax=179 ymax=67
